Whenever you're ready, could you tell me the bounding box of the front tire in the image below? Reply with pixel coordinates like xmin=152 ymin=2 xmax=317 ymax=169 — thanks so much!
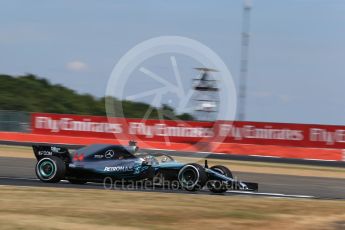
xmin=35 ymin=157 xmax=66 ymax=183
xmin=207 ymin=165 xmax=233 ymax=193
xmin=178 ymin=163 xmax=207 ymax=191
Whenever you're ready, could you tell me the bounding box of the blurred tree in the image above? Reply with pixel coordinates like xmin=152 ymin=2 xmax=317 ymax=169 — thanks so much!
xmin=0 ymin=74 xmax=194 ymax=120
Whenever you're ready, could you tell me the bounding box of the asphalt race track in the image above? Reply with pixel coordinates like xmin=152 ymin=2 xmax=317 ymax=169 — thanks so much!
xmin=0 ymin=156 xmax=344 ymax=200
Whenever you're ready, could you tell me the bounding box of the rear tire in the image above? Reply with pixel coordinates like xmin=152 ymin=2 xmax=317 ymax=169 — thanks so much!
xmin=35 ymin=157 xmax=65 ymax=183
xmin=208 ymin=165 xmax=233 ymax=193
xmin=178 ymin=163 xmax=207 ymax=191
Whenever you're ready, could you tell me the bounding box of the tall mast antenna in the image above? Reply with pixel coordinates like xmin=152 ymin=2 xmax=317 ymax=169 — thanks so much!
xmin=237 ymin=0 xmax=252 ymax=121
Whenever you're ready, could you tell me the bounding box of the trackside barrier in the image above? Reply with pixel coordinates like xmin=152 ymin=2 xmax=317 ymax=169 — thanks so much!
xmin=0 ymin=132 xmax=342 ymax=162
xmin=32 ymin=113 xmax=345 ymax=147
xmin=26 ymin=113 xmax=345 ymax=161
xmin=0 ymin=110 xmax=29 ymax=132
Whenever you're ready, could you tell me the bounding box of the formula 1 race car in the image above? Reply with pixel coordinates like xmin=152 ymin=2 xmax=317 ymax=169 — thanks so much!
xmin=33 ymin=141 xmax=258 ymax=193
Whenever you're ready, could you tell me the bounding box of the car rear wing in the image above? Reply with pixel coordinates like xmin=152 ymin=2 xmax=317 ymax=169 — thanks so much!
xmin=32 ymin=145 xmax=71 ymax=162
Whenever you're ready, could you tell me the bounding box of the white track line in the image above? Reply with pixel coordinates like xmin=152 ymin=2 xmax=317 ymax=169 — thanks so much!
xmin=226 ymin=190 xmax=314 ymax=199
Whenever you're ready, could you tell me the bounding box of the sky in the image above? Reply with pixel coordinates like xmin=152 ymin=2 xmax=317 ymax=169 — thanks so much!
xmin=0 ymin=0 xmax=345 ymax=124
